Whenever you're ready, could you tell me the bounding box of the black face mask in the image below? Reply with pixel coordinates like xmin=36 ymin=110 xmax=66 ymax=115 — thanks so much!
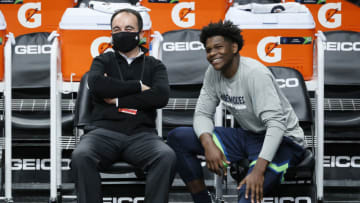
xmin=112 ymin=31 xmax=140 ymax=53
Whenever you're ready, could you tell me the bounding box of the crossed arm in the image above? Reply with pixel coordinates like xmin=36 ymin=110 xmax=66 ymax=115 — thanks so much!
xmin=88 ymin=57 xmax=170 ymax=110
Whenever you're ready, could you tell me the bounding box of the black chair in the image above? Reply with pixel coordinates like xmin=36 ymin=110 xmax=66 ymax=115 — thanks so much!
xmin=321 ymin=31 xmax=360 ymax=191
xmin=7 ymin=32 xmax=74 ymax=201
xmin=268 ymin=66 xmax=315 ymax=181
xmin=159 ymin=29 xmax=209 ymax=138
xmin=11 ymin=32 xmax=73 ymax=133
xmin=323 ymin=30 xmax=360 ymax=141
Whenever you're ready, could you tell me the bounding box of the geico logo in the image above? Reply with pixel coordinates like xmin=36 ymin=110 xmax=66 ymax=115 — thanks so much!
xmin=257 ymin=37 xmax=281 ymax=63
xmin=276 ymin=78 xmax=299 ymax=88
xmin=15 ymin=44 xmax=52 ymax=55
xmin=318 ymin=3 xmax=341 ymax=29
xmin=103 ymin=197 xmax=144 ymax=203
xmin=324 ymin=42 xmax=360 ymax=52
xmin=263 ymin=196 xmax=311 ymax=203
xmin=12 ymin=158 xmax=71 ymax=171
xmin=171 ymin=2 xmax=195 ymax=28
xmin=324 ymin=155 xmax=360 ymax=168
xmin=91 ymin=36 xmax=113 ymax=58
xmin=162 ymin=41 xmax=204 ymax=52
xmin=18 ymin=2 xmax=42 ymax=28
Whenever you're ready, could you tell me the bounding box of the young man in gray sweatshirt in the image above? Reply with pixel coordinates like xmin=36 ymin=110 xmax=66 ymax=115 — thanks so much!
xmin=167 ymin=21 xmax=307 ymax=203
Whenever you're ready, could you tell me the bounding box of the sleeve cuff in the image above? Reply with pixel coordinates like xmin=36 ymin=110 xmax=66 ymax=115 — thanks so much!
xmin=116 ymin=98 xmax=118 ymax=107
xmin=193 ymin=115 xmax=215 ymax=138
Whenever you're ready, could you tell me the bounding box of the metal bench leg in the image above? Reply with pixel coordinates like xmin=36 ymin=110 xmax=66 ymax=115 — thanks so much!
xmin=5 ymin=198 xmax=14 ymax=203
xmin=214 ymin=174 xmax=225 ymax=203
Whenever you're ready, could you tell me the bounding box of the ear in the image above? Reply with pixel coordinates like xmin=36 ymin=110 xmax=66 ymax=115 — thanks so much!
xmin=139 ymin=30 xmax=145 ymax=39
xmin=232 ymin=42 xmax=238 ymax=54
xmin=139 ymin=30 xmax=146 ymax=44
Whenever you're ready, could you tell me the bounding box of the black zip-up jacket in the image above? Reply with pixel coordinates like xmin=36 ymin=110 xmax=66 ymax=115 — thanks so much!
xmin=87 ymin=48 xmax=170 ymax=135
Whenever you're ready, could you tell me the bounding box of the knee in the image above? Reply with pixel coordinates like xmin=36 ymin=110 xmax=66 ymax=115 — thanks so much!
xmin=150 ymin=146 xmax=177 ymax=172
xmin=167 ymin=126 xmax=194 ymax=148
xmin=160 ymin=147 xmax=177 ymax=168
xmin=71 ymin=147 xmax=96 ymax=169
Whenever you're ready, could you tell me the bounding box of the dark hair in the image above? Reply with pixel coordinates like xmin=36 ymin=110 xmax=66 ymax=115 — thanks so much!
xmin=110 ymin=8 xmax=143 ymax=31
xmin=200 ymin=20 xmax=244 ymax=52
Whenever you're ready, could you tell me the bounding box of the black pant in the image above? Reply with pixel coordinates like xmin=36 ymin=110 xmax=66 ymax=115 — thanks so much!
xmin=71 ymin=128 xmax=177 ymax=203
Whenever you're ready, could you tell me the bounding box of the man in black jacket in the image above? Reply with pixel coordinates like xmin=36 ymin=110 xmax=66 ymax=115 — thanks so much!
xmin=71 ymin=8 xmax=176 ymax=203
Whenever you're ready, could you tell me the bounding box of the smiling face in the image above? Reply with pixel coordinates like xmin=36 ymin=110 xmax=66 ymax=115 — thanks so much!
xmin=205 ymin=35 xmax=238 ymax=74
